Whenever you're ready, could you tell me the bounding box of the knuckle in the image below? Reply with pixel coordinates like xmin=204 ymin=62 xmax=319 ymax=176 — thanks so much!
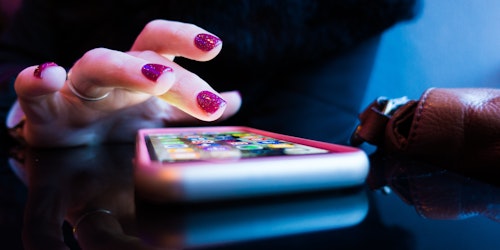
xmin=79 ymin=48 xmax=123 ymax=69
xmin=73 ymin=48 xmax=126 ymax=81
xmin=143 ymin=19 xmax=167 ymax=34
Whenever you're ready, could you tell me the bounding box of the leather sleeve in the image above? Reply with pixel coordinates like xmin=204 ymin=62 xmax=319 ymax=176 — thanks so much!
xmin=353 ymin=88 xmax=500 ymax=167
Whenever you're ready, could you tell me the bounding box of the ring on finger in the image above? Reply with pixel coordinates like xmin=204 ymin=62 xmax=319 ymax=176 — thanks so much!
xmin=72 ymin=209 xmax=113 ymax=239
xmin=67 ymin=80 xmax=111 ymax=101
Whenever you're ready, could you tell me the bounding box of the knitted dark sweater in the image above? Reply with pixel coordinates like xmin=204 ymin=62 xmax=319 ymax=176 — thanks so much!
xmin=0 ymin=0 xmax=418 ymax=144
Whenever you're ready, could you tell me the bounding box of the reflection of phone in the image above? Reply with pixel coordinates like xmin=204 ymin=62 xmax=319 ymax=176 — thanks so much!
xmin=135 ymin=126 xmax=369 ymax=202
xmin=137 ymin=189 xmax=369 ymax=249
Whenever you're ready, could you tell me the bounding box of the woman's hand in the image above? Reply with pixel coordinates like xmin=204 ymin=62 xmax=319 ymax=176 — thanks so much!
xmin=13 ymin=20 xmax=241 ymax=147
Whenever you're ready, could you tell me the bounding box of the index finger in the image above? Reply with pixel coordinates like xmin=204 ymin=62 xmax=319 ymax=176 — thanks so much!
xmin=131 ymin=20 xmax=223 ymax=62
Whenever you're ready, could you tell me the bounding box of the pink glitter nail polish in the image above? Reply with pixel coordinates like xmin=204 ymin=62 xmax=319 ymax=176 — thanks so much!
xmin=142 ymin=63 xmax=173 ymax=82
xmin=34 ymin=62 xmax=58 ymax=79
xmin=194 ymin=33 xmax=222 ymax=52
xmin=197 ymin=90 xmax=226 ymax=114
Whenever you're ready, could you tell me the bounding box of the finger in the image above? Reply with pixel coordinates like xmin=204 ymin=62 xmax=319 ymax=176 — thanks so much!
xmin=15 ymin=63 xmax=66 ymax=100
xmin=131 ymin=19 xmax=222 ymax=62
xmin=14 ymin=63 xmax=68 ymax=124
xmin=163 ymin=90 xmax=242 ymax=125
xmin=66 ymin=48 xmax=176 ymax=107
xmin=74 ymin=211 xmax=160 ymax=250
xmin=23 ymin=197 xmax=68 ymax=250
xmin=69 ymin=48 xmax=228 ymax=121
xmin=217 ymin=90 xmax=242 ymax=121
xmin=22 ymin=147 xmax=69 ymax=250
xmin=158 ymin=73 xmax=228 ymax=122
xmin=130 ymin=50 xmax=233 ymax=122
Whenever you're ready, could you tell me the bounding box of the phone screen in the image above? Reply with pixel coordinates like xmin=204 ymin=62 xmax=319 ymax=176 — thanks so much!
xmin=146 ymin=130 xmax=330 ymax=163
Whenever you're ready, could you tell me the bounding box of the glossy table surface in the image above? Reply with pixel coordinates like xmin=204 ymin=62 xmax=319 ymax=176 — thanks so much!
xmin=0 ymin=143 xmax=498 ymax=250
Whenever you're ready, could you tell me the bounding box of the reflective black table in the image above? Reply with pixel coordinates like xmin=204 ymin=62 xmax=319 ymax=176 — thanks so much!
xmin=0 ymin=143 xmax=498 ymax=250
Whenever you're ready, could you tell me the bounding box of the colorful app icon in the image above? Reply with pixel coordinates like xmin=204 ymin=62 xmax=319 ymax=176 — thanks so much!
xmin=236 ymin=145 xmax=264 ymax=150
xmin=267 ymin=143 xmax=295 ymax=148
xmin=162 ymin=143 xmax=189 ymax=149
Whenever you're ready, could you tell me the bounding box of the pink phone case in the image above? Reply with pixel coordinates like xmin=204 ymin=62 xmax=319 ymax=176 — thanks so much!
xmin=135 ymin=126 xmax=369 ymax=202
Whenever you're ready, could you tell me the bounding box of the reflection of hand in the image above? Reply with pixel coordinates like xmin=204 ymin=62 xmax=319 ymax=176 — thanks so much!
xmin=13 ymin=20 xmax=241 ymax=147
xmin=368 ymin=152 xmax=500 ymax=222
xmin=17 ymin=145 xmax=161 ymax=250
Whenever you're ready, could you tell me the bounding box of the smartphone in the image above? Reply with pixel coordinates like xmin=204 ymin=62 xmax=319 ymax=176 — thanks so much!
xmin=135 ymin=126 xmax=369 ymax=202
xmin=137 ymin=189 xmax=369 ymax=249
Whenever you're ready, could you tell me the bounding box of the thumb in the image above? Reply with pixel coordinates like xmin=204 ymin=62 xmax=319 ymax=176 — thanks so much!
xmin=15 ymin=62 xmax=66 ymax=99
xmin=14 ymin=62 xmax=67 ymax=124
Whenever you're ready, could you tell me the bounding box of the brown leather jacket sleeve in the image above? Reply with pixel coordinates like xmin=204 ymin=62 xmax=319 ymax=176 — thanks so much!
xmin=353 ymin=88 xmax=500 ymax=168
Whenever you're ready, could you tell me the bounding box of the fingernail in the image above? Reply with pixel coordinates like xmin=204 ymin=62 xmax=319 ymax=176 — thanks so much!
xmin=142 ymin=63 xmax=173 ymax=82
xmin=197 ymin=90 xmax=226 ymax=114
xmin=194 ymin=33 xmax=222 ymax=52
xmin=34 ymin=62 xmax=58 ymax=79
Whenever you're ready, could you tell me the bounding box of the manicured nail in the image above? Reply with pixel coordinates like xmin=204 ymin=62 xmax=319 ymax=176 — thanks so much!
xmin=194 ymin=33 xmax=222 ymax=52
xmin=34 ymin=62 xmax=58 ymax=79
xmin=142 ymin=63 xmax=173 ymax=82
xmin=197 ymin=90 xmax=226 ymax=114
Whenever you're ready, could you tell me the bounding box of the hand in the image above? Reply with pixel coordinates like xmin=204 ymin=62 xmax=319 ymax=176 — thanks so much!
xmin=13 ymin=20 xmax=241 ymax=147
